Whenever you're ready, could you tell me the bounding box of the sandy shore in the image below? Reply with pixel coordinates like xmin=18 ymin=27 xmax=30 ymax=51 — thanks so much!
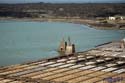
xmin=0 ymin=17 xmax=125 ymax=30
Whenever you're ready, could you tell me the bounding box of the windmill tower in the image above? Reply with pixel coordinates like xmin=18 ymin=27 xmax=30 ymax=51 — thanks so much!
xmin=58 ymin=38 xmax=67 ymax=54
xmin=65 ymin=37 xmax=75 ymax=55
xmin=58 ymin=37 xmax=75 ymax=55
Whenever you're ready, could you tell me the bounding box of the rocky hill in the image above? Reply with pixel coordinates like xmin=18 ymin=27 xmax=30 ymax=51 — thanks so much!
xmin=0 ymin=3 xmax=124 ymax=18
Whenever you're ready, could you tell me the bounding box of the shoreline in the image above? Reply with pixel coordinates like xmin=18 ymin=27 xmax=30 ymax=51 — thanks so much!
xmin=0 ymin=17 xmax=125 ymax=30
xmin=0 ymin=41 xmax=125 ymax=83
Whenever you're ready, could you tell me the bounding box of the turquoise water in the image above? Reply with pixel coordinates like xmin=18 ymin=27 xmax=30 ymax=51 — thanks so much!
xmin=0 ymin=21 xmax=125 ymax=66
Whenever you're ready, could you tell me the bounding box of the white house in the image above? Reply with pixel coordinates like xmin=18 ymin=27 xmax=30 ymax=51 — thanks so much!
xmin=109 ymin=16 xmax=124 ymax=21
xmin=120 ymin=16 xmax=124 ymax=20
xmin=109 ymin=16 xmax=116 ymax=20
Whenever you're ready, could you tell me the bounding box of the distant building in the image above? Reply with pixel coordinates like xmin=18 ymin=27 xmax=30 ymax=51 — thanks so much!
xmin=120 ymin=16 xmax=124 ymax=20
xmin=109 ymin=16 xmax=124 ymax=21
xmin=109 ymin=16 xmax=116 ymax=20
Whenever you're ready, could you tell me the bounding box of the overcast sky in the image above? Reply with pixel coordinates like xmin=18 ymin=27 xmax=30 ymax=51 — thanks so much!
xmin=0 ymin=0 xmax=124 ymax=3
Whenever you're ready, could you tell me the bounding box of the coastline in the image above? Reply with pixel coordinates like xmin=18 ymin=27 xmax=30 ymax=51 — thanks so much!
xmin=0 ymin=17 xmax=125 ymax=30
xmin=0 ymin=41 xmax=125 ymax=83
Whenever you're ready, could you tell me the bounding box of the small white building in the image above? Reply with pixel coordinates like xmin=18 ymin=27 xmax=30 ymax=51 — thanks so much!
xmin=109 ymin=16 xmax=116 ymax=20
xmin=120 ymin=16 xmax=124 ymax=20
xmin=109 ymin=16 xmax=124 ymax=21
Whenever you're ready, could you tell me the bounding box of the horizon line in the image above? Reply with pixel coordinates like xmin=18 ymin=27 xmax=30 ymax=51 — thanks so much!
xmin=0 ymin=2 xmax=125 ymax=4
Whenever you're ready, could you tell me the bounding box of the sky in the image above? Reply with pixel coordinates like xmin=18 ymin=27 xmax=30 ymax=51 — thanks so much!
xmin=0 ymin=0 xmax=124 ymax=3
